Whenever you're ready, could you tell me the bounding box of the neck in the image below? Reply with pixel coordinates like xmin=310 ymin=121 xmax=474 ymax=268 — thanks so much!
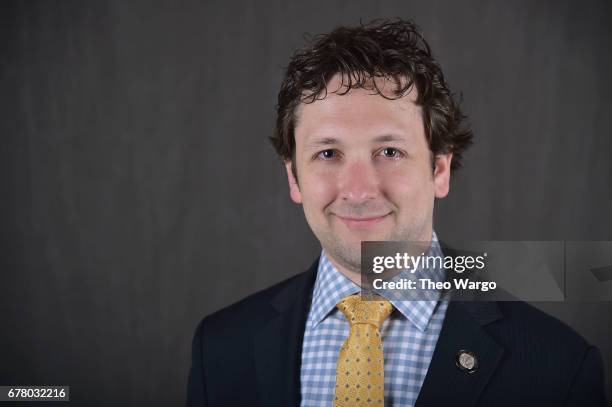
xmin=324 ymin=254 xmax=363 ymax=286
xmin=324 ymin=228 xmax=435 ymax=287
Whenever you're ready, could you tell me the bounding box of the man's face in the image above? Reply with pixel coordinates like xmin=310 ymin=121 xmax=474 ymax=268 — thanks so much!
xmin=285 ymin=75 xmax=452 ymax=273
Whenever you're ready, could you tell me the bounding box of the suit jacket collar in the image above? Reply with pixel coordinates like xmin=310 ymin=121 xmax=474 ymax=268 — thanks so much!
xmin=414 ymin=241 xmax=506 ymax=406
xmin=414 ymin=300 xmax=505 ymax=407
xmin=253 ymin=259 xmax=318 ymax=407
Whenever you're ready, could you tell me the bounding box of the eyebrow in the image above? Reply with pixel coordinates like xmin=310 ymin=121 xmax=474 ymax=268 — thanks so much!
xmin=306 ymin=137 xmax=341 ymax=149
xmin=373 ymin=134 xmax=407 ymax=143
xmin=306 ymin=134 xmax=407 ymax=149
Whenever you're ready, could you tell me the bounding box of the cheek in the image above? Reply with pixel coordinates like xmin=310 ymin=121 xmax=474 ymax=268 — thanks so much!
xmin=300 ymin=171 xmax=338 ymax=209
xmin=379 ymin=164 xmax=435 ymax=203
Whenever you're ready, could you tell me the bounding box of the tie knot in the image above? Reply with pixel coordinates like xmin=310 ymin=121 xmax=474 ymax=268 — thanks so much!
xmin=337 ymin=294 xmax=393 ymax=327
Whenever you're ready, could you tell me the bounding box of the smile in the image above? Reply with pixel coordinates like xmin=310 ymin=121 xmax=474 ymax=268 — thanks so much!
xmin=335 ymin=213 xmax=390 ymax=230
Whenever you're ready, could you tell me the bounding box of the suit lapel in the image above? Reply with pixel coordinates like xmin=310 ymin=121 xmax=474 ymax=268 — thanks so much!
xmin=415 ymin=301 xmax=505 ymax=407
xmin=253 ymin=260 xmax=318 ymax=407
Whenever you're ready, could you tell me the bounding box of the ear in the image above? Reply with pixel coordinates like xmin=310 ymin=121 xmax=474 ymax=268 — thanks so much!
xmin=284 ymin=161 xmax=302 ymax=204
xmin=433 ymin=153 xmax=453 ymax=198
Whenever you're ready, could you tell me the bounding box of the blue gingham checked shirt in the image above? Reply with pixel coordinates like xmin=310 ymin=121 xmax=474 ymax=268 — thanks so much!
xmin=300 ymin=232 xmax=449 ymax=407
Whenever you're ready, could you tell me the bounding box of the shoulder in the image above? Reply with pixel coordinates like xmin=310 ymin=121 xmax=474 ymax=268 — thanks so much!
xmin=492 ymin=300 xmax=589 ymax=350
xmin=477 ymin=301 xmax=607 ymax=404
xmin=193 ymin=260 xmax=318 ymax=339
xmin=481 ymin=300 xmax=601 ymax=391
xmin=206 ymin=271 xmax=309 ymax=331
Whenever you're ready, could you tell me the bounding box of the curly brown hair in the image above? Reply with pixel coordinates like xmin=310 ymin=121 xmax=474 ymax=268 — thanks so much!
xmin=270 ymin=18 xmax=473 ymax=178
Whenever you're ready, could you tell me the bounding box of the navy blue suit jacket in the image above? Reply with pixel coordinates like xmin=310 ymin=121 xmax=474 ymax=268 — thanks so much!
xmin=186 ymin=259 xmax=607 ymax=406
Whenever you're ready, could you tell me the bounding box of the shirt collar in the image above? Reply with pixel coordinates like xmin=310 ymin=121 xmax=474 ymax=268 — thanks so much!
xmin=308 ymin=231 xmax=446 ymax=332
xmin=308 ymin=251 xmax=361 ymax=329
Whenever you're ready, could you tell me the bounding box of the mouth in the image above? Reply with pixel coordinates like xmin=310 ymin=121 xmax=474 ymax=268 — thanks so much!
xmin=335 ymin=213 xmax=391 ymax=230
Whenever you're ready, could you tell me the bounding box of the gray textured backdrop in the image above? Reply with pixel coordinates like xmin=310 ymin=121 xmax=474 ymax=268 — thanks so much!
xmin=1 ymin=1 xmax=611 ymax=406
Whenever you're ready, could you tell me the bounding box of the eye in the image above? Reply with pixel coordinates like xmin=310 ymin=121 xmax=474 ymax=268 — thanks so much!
xmin=317 ymin=149 xmax=338 ymax=160
xmin=378 ymin=147 xmax=401 ymax=158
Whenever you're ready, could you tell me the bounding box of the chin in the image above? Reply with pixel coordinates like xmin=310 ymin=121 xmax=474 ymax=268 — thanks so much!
xmin=349 ymin=230 xmax=393 ymax=243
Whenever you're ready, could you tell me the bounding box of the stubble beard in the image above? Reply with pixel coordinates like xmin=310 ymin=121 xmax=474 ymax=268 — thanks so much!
xmin=319 ymin=213 xmax=432 ymax=275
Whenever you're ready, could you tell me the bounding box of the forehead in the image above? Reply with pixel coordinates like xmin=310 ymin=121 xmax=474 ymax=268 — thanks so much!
xmin=294 ymin=74 xmax=422 ymax=140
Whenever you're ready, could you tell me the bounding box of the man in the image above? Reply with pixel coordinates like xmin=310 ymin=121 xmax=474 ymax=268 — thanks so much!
xmin=187 ymin=19 xmax=606 ymax=407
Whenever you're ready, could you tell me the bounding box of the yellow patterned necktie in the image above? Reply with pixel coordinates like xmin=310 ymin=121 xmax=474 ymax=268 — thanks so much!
xmin=334 ymin=293 xmax=393 ymax=407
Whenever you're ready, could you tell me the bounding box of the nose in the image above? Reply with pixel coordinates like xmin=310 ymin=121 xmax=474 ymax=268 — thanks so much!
xmin=338 ymin=158 xmax=380 ymax=204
